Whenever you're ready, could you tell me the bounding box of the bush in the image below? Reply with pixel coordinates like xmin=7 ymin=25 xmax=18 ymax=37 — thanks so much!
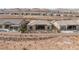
xmin=22 ymin=48 xmax=28 ymax=50
xmin=20 ymin=20 xmax=27 ymax=33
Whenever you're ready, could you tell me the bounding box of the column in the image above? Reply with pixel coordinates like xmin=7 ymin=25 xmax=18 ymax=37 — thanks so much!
xmin=76 ymin=25 xmax=79 ymax=31
xmin=8 ymin=25 xmax=10 ymax=30
xmin=29 ymin=13 xmax=31 ymax=15
xmin=2 ymin=25 xmax=5 ymax=29
xmin=45 ymin=25 xmax=47 ymax=31
xmin=49 ymin=26 xmax=52 ymax=31
xmin=27 ymin=25 xmax=30 ymax=31
xmin=66 ymin=25 xmax=67 ymax=30
xmin=33 ymin=25 xmax=36 ymax=31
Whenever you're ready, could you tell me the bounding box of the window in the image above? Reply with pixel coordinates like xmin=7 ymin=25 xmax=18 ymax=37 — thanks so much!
xmin=56 ymin=14 xmax=61 ymax=16
xmin=0 ymin=13 xmax=4 ymax=14
xmin=30 ymin=26 xmax=33 ymax=30
xmin=47 ymin=26 xmax=50 ymax=30
xmin=50 ymin=14 xmax=53 ymax=16
xmin=31 ymin=13 xmax=40 ymax=15
xmin=36 ymin=25 xmax=45 ymax=30
xmin=43 ymin=14 xmax=47 ymax=16
xmin=11 ymin=13 xmax=18 ymax=15
xmin=0 ymin=25 xmax=2 ymax=28
xmin=10 ymin=27 xmax=13 ymax=30
xmin=76 ymin=16 xmax=79 ymax=17
xmin=14 ymin=27 xmax=18 ymax=31
xmin=67 ymin=25 xmax=76 ymax=30
xmin=5 ymin=25 xmax=10 ymax=29
xmin=26 ymin=13 xmax=30 ymax=15
xmin=21 ymin=13 xmax=24 ymax=15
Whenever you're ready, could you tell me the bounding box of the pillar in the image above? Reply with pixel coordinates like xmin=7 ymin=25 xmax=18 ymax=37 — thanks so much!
xmin=33 ymin=25 xmax=36 ymax=31
xmin=27 ymin=25 xmax=30 ymax=31
xmin=66 ymin=25 xmax=67 ymax=30
xmin=76 ymin=25 xmax=79 ymax=31
xmin=2 ymin=25 xmax=5 ymax=29
xmin=29 ymin=13 xmax=31 ymax=15
xmin=45 ymin=25 xmax=47 ymax=31
xmin=49 ymin=25 xmax=52 ymax=31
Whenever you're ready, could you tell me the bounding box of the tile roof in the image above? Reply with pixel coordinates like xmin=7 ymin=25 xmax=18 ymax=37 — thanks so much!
xmin=28 ymin=20 xmax=51 ymax=25
xmin=55 ymin=20 xmax=79 ymax=25
xmin=0 ymin=19 xmax=23 ymax=25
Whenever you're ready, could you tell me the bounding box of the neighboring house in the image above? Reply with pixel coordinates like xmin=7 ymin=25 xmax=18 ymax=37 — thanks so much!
xmin=0 ymin=8 xmax=79 ymax=17
xmin=27 ymin=20 xmax=55 ymax=32
xmin=0 ymin=8 xmax=79 ymax=33
xmin=53 ymin=20 xmax=79 ymax=33
xmin=0 ymin=19 xmax=23 ymax=31
xmin=0 ymin=18 xmax=79 ymax=33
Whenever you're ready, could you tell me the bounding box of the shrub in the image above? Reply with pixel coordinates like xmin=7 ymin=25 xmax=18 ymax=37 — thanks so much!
xmin=22 ymin=47 xmax=28 ymax=50
xmin=19 ymin=20 xmax=27 ymax=33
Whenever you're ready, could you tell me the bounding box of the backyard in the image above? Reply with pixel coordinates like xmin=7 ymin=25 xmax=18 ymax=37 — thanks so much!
xmin=0 ymin=32 xmax=79 ymax=50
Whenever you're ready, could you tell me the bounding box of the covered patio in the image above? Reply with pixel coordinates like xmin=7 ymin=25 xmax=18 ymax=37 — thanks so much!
xmin=27 ymin=20 xmax=53 ymax=32
xmin=0 ymin=19 xmax=23 ymax=32
xmin=53 ymin=20 xmax=79 ymax=33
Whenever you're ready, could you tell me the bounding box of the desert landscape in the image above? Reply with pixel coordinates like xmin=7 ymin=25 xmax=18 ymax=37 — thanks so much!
xmin=0 ymin=8 xmax=79 ymax=50
xmin=0 ymin=32 xmax=79 ymax=50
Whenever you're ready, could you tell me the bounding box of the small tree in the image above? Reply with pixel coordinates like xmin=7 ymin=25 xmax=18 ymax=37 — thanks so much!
xmin=20 ymin=20 xmax=27 ymax=33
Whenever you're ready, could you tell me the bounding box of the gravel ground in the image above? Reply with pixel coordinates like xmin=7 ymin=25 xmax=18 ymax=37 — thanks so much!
xmin=0 ymin=33 xmax=79 ymax=50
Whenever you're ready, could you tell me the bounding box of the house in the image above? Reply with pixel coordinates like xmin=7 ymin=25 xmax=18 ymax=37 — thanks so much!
xmin=0 ymin=8 xmax=79 ymax=33
xmin=53 ymin=20 xmax=79 ymax=33
xmin=0 ymin=19 xmax=23 ymax=31
xmin=27 ymin=20 xmax=55 ymax=32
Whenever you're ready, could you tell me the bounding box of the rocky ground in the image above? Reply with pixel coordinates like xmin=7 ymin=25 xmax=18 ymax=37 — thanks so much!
xmin=0 ymin=33 xmax=79 ymax=50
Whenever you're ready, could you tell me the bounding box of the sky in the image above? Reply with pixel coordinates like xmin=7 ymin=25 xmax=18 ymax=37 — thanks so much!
xmin=0 ymin=0 xmax=79 ymax=9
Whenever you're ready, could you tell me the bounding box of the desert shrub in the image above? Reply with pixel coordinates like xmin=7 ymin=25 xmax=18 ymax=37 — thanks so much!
xmin=20 ymin=24 xmax=27 ymax=33
xmin=22 ymin=47 xmax=28 ymax=50
xmin=19 ymin=20 xmax=28 ymax=33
